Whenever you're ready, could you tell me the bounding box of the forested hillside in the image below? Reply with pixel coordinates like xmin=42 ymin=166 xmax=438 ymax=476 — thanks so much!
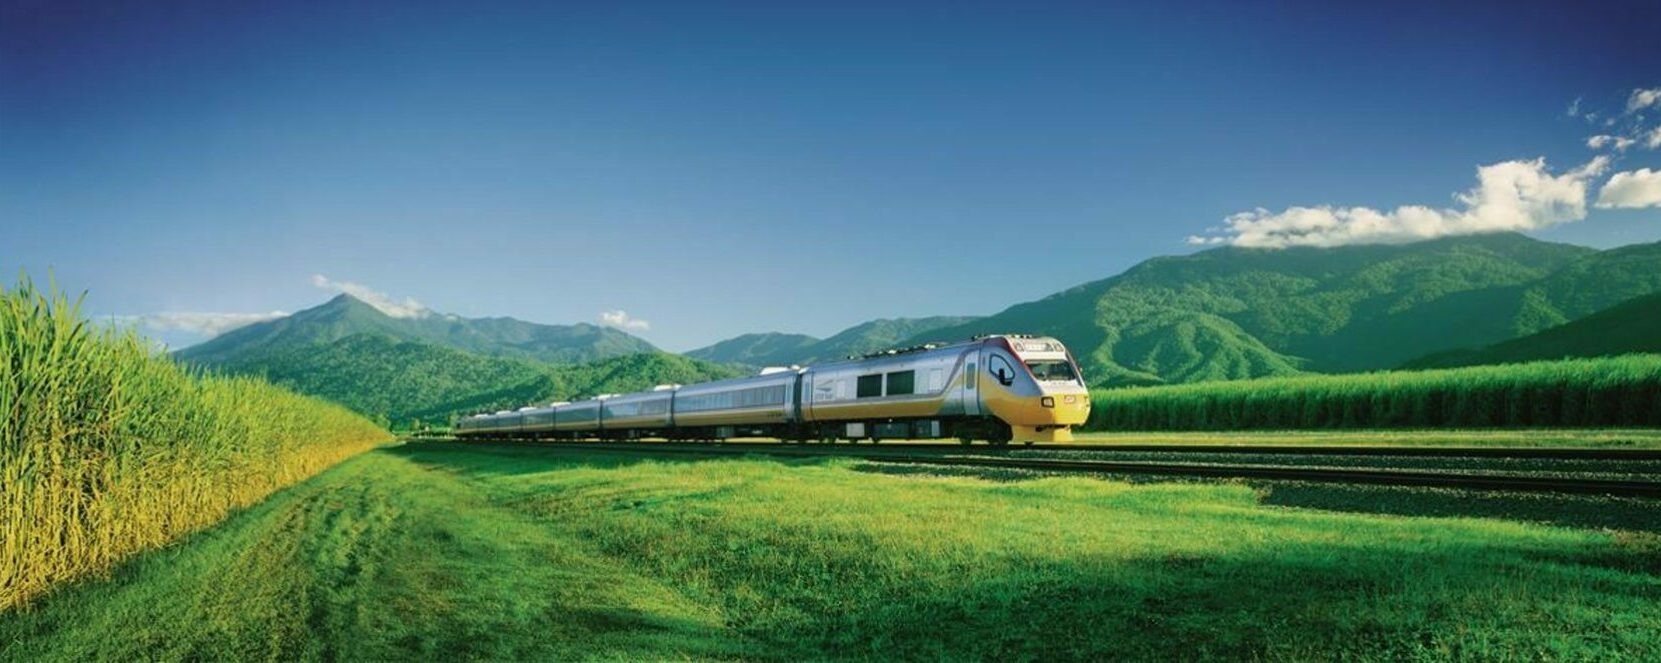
xmin=177 ymin=294 xmax=656 ymax=366
xmin=207 ymin=332 xmax=740 ymax=427
xmin=689 ymin=316 xmax=977 ymax=365
xmin=1404 ymin=291 xmax=1661 ymax=369
xmin=908 ymin=234 xmax=1661 ymax=387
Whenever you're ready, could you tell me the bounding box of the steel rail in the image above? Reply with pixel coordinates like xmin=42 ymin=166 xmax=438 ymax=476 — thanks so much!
xmin=426 ymin=436 xmax=1661 ymax=460
xmin=507 ymin=441 xmax=1661 ymax=498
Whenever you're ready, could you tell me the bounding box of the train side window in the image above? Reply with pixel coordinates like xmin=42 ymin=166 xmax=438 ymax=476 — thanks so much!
xmin=967 ymin=362 xmax=976 ymax=390
xmin=857 ymin=374 xmax=883 ymax=398
xmin=886 ymin=370 xmax=914 ymax=396
xmin=989 ymin=355 xmax=1015 ymax=386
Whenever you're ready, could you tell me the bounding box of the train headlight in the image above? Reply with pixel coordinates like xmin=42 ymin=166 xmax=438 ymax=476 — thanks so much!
xmin=1040 ymin=396 xmax=1055 ymax=408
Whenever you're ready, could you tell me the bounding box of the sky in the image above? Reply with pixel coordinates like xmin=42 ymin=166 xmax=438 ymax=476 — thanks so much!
xmin=3 ymin=0 xmax=1660 ymax=351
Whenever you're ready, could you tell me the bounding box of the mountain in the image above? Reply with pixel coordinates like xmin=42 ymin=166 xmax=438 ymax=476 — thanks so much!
xmin=687 ymin=316 xmax=979 ymax=366
xmin=1403 ymin=291 xmax=1661 ymax=369
xmin=177 ymin=294 xmax=656 ymax=366
xmin=685 ymin=332 xmax=821 ymax=366
xmin=901 ymin=234 xmax=1661 ymax=387
xmin=207 ymin=332 xmax=742 ymax=427
xmin=169 ymin=233 xmax=1661 ymax=416
xmin=1513 ymin=240 xmax=1661 ymax=326
xmin=809 ymin=316 xmax=980 ymax=360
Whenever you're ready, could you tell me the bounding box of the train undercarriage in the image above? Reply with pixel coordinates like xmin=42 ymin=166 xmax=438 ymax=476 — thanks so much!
xmin=468 ymin=416 xmax=1057 ymax=445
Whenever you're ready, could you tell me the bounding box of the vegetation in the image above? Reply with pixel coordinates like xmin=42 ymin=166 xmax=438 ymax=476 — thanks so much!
xmin=205 ymin=332 xmax=743 ymax=428
xmin=1088 ymin=354 xmax=1661 ymax=431
xmin=0 ymin=277 xmax=389 ymax=612
xmin=176 ymin=293 xmax=656 ymax=367
xmin=167 ymin=236 xmax=1661 ymax=431
xmin=171 ymin=294 xmax=741 ymax=428
xmin=908 ymin=233 xmax=1661 ymax=387
xmin=685 ymin=331 xmax=820 ymax=366
xmin=6 ymin=443 xmax=1659 ymax=659
xmin=1406 ymin=291 xmax=1661 ymax=369
xmin=688 ymin=315 xmax=978 ymax=366
xmin=1070 ymin=428 xmax=1661 ymax=449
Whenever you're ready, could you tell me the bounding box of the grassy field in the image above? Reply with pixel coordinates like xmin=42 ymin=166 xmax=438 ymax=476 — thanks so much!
xmin=1088 ymin=354 xmax=1661 ymax=431
xmin=0 ymin=277 xmax=390 ymax=611
xmin=5 ymin=441 xmax=1659 ymax=660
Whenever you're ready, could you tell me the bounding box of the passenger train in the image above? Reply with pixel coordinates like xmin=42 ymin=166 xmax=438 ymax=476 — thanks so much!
xmin=454 ymin=334 xmax=1090 ymax=444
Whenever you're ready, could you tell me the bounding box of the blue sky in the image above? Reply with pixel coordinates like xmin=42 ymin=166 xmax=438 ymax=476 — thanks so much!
xmin=4 ymin=0 xmax=1660 ymax=351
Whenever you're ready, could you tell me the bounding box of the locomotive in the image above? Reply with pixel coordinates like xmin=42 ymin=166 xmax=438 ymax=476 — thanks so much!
xmin=454 ymin=334 xmax=1089 ymax=444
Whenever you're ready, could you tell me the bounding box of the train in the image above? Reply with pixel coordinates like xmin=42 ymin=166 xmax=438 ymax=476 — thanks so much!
xmin=453 ymin=334 xmax=1090 ymax=444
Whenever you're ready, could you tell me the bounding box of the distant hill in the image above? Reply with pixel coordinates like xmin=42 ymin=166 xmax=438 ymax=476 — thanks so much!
xmin=687 ymin=316 xmax=978 ymax=366
xmin=170 ymin=294 xmax=707 ymax=427
xmin=1403 ymin=292 xmax=1661 ymax=369
xmin=901 ymin=234 xmax=1661 ymax=387
xmin=205 ymin=332 xmax=741 ymax=427
xmin=809 ymin=316 xmax=980 ymax=360
xmin=685 ymin=332 xmax=821 ymax=366
xmin=176 ymin=294 xmax=656 ymax=366
xmin=169 ymin=233 xmax=1661 ymax=415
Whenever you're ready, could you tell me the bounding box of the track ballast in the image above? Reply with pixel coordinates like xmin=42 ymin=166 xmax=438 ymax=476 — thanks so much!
xmin=435 ymin=439 xmax=1661 ymax=498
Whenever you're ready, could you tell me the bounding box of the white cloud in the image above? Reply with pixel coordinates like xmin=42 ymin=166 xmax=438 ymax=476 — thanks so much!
xmin=311 ymin=274 xmax=430 ymax=318
xmin=1627 ymin=87 xmax=1661 ymax=113
xmin=1596 ymin=168 xmax=1661 ymax=209
xmin=1190 ymin=157 xmax=1609 ymax=248
xmin=1579 ymin=86 xmax=1661 ymax=153
xmin=598 ymin=309 xmax=650 ymax=331
xmin=1566 ymin=97 xmax=1583 ymax=118
xmin=1587 ymin=134 xmax=1636 ymax=151
xmin=115 ymin=310 xmax=289 ymax=339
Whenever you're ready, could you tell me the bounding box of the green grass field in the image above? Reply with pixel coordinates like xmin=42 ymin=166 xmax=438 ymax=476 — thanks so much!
xmin=6 ymin=441 xmax=1659 ymax=660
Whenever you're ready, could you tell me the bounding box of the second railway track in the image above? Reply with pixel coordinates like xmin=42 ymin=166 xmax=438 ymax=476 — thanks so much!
xmin=496 ymin=441 xmax=1661 ymax=498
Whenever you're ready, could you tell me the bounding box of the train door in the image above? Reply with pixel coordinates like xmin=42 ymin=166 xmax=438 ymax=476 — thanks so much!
xmin=790 ymin=373 xmax=804 ymax=423
xmin=960 ymin=348 xmax=982 ymax=416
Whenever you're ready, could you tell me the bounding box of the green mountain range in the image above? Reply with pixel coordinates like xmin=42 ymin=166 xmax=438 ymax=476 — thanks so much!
xmin=174 ymin=294 xmax=734 ymax=426
xmin=687 ymin=316 xmax=978 ymax=366
xmin=188 ymin=332 xmax=739 ymax=427
xmin=685 ymin=332 xmax=821 ymax=366
xmin=895 ymin=233 xmax=1661 ymax=387
xmin=176 ymin=294 xmax=656 ymax=366
xmin=1404 ymin=291 xmax=1661 ymax=369
xmin=177 ymin=233 xmax=1661 ymax=423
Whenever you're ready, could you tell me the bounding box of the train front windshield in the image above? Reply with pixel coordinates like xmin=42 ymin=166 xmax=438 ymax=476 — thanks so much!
xmin=1025 ymin=360 xmax=1077 ymax=383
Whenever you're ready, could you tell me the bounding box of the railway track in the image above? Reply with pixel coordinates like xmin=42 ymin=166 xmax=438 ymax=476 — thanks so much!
xmin=469 ymin=440 xmax=1661 ymax=498
xmin=418 ymin=437 xmax=1661 ymax=460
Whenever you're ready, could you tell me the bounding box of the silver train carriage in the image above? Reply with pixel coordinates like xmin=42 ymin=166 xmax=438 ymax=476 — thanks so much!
xmin=454 ymin=334 xmax=1089 ymax=444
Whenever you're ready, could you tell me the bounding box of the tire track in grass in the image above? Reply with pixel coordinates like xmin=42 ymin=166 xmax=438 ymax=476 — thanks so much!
xmin=0 ymin=450 xmax=756 ymax=661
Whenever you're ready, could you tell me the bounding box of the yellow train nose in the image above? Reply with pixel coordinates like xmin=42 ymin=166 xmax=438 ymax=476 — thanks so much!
xmin=1006 ymin=394 xmax=1090 ymax=443
xmin=1044 ymin=393 xmax=1091 ymax=426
